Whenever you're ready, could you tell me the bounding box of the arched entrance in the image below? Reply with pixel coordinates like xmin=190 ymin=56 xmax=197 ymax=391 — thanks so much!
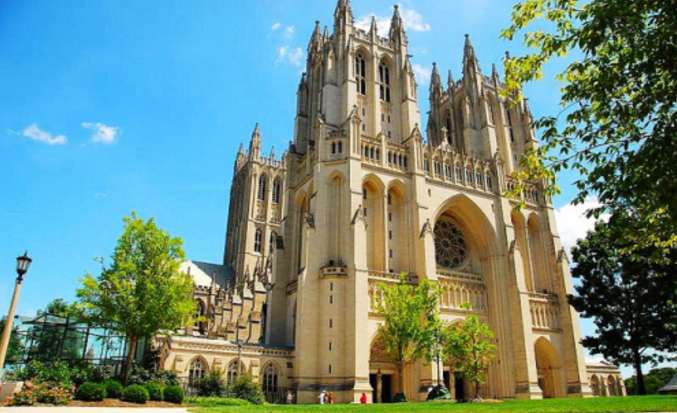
xmin=534 ymin=338 xmax=561 ymax=398
xmin=607 ymin=375 xmax=617 ymax=396
xmin=369 ymin=334 xmax=396 ymax=403
xmin=590 ymin=375 xmax=601 ymax=396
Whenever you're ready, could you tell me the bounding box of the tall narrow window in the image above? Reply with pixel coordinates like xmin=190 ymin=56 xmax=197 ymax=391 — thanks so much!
xmin=272 ymin=179 xmax=282 ymax=204
xmin=355 ymin=53 xmax=366 ymax=95
xmin=261 ymin=363 xmax=280 ymax=395
xmin=254 ymin=229 xmax=262 ymax=253
xmin=507 ymin=109 xmax=515 ymax=142
xmin=379 ymin=61 xmax=391 ymax=102
xmin=269 ymin=231 xmax=277 ymax=254
xmin=258 ymin=175 xmax=267 ymax=201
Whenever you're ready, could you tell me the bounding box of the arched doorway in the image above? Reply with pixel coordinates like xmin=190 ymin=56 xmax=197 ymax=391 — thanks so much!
xmin=607 ymin=375 xmax=617 ymax=396
xmin=534 ymin=338 xmax=561 ymax=398
xmin=369 ymin=334 xmax=396 ymax=403
xmin=590 ymin=375 xmax=601 ymax=396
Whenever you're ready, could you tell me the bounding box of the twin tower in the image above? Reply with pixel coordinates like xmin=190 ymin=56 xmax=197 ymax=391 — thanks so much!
xmin=223 ymin=0 xmax=593 ymax=404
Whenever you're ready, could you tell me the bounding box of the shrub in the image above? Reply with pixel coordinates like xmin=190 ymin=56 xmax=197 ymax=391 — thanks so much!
xmin=194 ymin=367 xmax=227 ymax=397
xmin=10 ymin=388 xmax=37 ymax=406
xmin=229 ymin=372 xmax=265 ymax=405
xmin=122 ymin=384 xmax=149 ymax=404
xmin=128 ymin=366 xmax=152 ymax=386
xmin=163 ymin=385 xmax=184 ymax=404
xmin=75 ymin=382 xmax=107 ymax=402
xmin=155 ymin=370 xmax=179 ymax=387
xmin=103 ymin=380 xmax=123 ymax=399
xmin=17 ymin=361 xmax=73 ymax=388
xmin=35 ymin=383 xmax=72 ymax=405
xmin=145 ymin=382 xmax=164 ymax=401
xmin=88 ymin=365 xmax=114 ymax=384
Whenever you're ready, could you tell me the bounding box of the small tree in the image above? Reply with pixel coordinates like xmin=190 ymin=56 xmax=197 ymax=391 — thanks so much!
xmin=569 ymin=215 xmax=677 ymax=395
xmin=376 ymin=273 xmax=439 ymax=402
xmin=0 ymin=317 xmax=25 ymax=365
xmin=77 ymin=212 xmax=195 ymax=383
xmin=445 ymin=303 xmax=496 ymax=400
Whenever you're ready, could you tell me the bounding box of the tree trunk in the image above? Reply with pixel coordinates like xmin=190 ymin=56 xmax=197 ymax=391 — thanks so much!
xmin=633 ymin=348 xmax=645 ymax=395
xmin=122 ymin=334 xmax=138 ymax=385
xmin=397 ymin=364 xmax=404 ymax=394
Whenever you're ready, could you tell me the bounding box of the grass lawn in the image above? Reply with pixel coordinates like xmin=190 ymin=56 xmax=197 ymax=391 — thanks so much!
xmin=188 ymin=395 xmax=677 ymax=413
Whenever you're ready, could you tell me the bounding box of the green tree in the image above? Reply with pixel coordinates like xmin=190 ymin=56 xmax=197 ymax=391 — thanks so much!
xmin=569 ymin=215 xmax=677 ymax=395
xmin=625 ymin=367 xmax=677 ymax=395
xmin=76 ymin=212 xmax=195 ymax=383
xmin=445 ymin=303 xmax=496 ymax=399
xmin=0 ymin=317 xmax=26 ymax=365
xmin=376 ymin=273 xmax=440 ymax=402
xmin=501 ymin=0 xmax=677 ymax=252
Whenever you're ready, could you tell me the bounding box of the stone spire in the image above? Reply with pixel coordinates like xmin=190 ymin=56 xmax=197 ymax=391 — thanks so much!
xmin=389 ymin=4 xmax=406 ymax=46
xmin=369 ymin=16 xmax=378 ymax=35
xmin=430 ymin=62 xmax=443 ymax=96
xmin=249 ymin=123 xmax=261 ymax=159
xmin=463 ymin=34 xmax=481 ymax=74
xmin=308 ymin=20 xmax=322 ymax=50
xmin=334 ymin=0 xmax=353 ymax=30
xmin=448 ymin=70 xmax=456 ymax=93
xmin=492 ymin=63 xmax=500 ymax=86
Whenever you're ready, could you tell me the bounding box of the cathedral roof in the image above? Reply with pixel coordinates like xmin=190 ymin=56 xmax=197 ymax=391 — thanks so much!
xmin=181 ymin=260 xmax=233 ymax=288
xmin=659 ymin=374 xmax=677 ymax=394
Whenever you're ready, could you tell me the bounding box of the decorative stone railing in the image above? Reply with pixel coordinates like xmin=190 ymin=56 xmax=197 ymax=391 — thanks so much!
xmin=367 ymin=271 xmax=418 ymax=313
xmin=506 ymin=177 xmax=541 ymax=205
xmin=386 ymin=142 xmax=408 ymax=172
xmin=255 ymin=201 xmax=266 ymax=221
xmin=528 ymin=293 xmax=560 ymax=330
xmin=437 ymin=271 xmax=487 ymax=313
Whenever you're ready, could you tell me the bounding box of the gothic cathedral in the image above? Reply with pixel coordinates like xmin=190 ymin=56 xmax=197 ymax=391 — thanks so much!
xmin=158 ymin=0 xmax=626 ymax=403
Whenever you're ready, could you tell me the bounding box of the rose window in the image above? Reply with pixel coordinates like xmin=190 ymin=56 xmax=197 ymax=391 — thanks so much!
xmin=434 ymin=218 xmax=468 ymax=269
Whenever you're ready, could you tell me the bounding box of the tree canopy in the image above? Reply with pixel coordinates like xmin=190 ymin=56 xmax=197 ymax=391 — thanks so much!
xmin=502 ymin=0 xmax=677 ymax=252
xmin=376 ymin=273 xmax=440 ymax=401
xmin=77 ymin=212 xmax=195 ymax=383
xmin=443 ymin=303 xmax=496 ymax=400
xmin=569 ymin=214 xmax=677 ymax=395
xmin=625 ymin=367 xmax=677 ymax=395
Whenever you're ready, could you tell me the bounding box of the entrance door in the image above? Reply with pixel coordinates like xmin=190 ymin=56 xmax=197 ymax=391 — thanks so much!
xmin=369 ymin=374 xmax=377 ymax=402
xmin=381 ymin=374 xmax=392 ymax=403
xmin=454 ymin=372 xmax=465 ymax=401
xmin=443 ymin=371 xmax=451 ymax=391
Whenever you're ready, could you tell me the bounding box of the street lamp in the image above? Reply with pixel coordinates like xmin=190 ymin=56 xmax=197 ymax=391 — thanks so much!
xmin=0 ymin=252 xmax=32 ymax=381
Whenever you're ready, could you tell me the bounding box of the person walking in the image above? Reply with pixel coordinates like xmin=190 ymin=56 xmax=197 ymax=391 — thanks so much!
xmin=318 ymin=390 xmax=327 ymax=405
xmin=286 ymin=390 xmax=294 ymax=404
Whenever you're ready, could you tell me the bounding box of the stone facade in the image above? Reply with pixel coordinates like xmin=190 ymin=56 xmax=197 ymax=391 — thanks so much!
xmin=158 ymin=0 xmax=623 ymax=403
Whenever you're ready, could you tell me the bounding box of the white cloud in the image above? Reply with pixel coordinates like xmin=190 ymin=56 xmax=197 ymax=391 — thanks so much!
xmin=355 ymin=5 xmax=431 ymax=34
xmin=283 ymin=25 xmax=295 ymax=39
xmin=412 ymin=63 xmax=431 ymax=85
xmin=20 ymin=124 xmax=67 ymax=145
xmin=271 ymin=22 xmax=282 ymax=31
xmin=277 ymin=46 xmax=304 ymax=67
xmin=82 ymin=122 xmax=118 ymax=144
xmin=555 ymin=198 xmax=610 ymax=257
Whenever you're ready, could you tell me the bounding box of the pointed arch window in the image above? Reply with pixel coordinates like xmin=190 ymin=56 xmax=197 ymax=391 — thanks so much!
xmin=355 ymin=53 xmax=366 ymax=95
xmin=261 ymin=363 xmax=280 ymax=394
xmin=188 ymin=357 xmax=208 ymax=387
xmin=379 ymin=61 xmax=391 ymax=102
xmin=258 ymin=175 xmax=267 ymax=201
xmin=272 ymin=178 xmax=282 ymax=204
xmin=226 ymin=359 xmax=245 ymax=385
xmin=254 ymin=229 xmax=263 ymax=253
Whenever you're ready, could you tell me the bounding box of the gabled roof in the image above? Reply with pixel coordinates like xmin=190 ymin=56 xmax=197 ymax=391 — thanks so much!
xmin=659 ymin=374 xmax=677 ymax=394
xmin=181 ymin=260 xmax=233 ymax=288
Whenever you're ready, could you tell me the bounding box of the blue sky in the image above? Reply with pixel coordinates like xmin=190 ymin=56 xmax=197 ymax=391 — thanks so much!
xmin=0 ymin=0 xmax=659 ymax=377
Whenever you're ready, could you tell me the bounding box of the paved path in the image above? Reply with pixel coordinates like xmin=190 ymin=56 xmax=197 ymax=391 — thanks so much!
xmin=0 ymin=408 xmax=190 ymax=413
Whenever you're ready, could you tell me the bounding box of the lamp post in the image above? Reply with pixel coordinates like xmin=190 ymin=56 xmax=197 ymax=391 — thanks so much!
xmin=0 ymin=252 xmax=32 ymax=381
